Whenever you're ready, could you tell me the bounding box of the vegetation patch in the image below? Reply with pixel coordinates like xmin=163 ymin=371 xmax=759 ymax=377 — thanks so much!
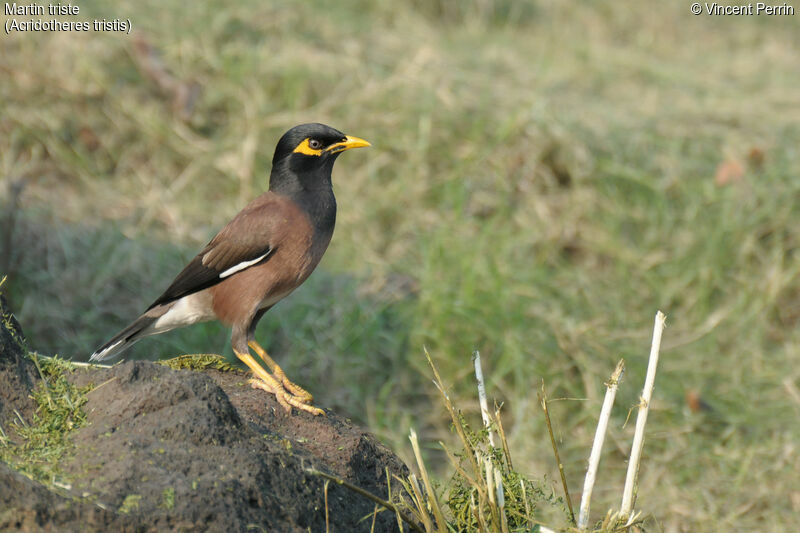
xmin=160 ymin=487 xmax=175 ymax=510
xmin=442 ymin=423 xmax=566 ymax=531
xmin=118 ymin=493 xmax=143 ymax=514
xmin=310 ymin=352 xmax=576 ymax=532
xmin=390 ymin=352 xmax=575 ymax=532
xmin=156 ymin=353 xmax=237 ymax=372
xmin=0 ymin=354 xmax=92 ymax=485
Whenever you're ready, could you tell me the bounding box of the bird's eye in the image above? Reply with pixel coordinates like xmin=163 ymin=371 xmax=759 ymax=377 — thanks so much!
xmin=308 ymin=139 xmax=322 ymax=150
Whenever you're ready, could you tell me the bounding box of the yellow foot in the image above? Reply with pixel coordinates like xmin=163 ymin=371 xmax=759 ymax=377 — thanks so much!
xmin=248 ymin=340 xmax=314 ymax=403
xmin=248 ymin=378 xmax=325 ymax=416
xmin=234 ymin=347 xmax=324 ymax=416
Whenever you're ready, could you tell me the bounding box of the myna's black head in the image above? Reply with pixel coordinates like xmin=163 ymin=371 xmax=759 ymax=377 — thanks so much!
xmin=270 ymin=123 xmax=370 ymax=193
xmin=268 ymin=123 xmax=369 ymax=241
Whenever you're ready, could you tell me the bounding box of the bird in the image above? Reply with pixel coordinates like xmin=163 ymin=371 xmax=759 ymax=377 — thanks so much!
xmin=90 ymin=123 xmax=370 ymax=415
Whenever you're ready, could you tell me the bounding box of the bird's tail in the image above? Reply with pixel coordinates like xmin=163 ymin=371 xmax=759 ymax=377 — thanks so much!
xmin=90 ymin=315 xmax=156 ymax=362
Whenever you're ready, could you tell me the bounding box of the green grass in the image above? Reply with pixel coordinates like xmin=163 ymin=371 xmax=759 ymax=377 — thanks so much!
xmin=156 ymin=353 xmax=236 ymax=372
xmin=118 ymin=493 xmax=143 ymax=514
xmin=160 ymin=487 xmax=175 ymax=511
xmin=0 ymin=354 xmax=92 ymax=485
xmin=2 ymin=1 xmax=799 ymax=529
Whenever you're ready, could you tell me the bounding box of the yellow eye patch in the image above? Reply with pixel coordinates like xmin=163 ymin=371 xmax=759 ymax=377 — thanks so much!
xmin=293 ymin=138 xmax=323 ymax=156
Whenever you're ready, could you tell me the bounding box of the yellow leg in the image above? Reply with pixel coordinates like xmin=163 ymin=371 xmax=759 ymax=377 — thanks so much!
xmin=248 ymin=340 xmax=314 ymax=404
xmin=234 ymin=349 xmax=293 ymax=412
xmin=248 ymin=379 xmax=323 ymax=415
xmin=235 ymin=347 xmax=324 ymax=417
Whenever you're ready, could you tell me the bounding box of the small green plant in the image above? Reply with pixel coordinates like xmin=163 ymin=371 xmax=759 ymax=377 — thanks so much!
xmin=0 ymin=353 xmax=92 ymax=485
xmin=308 ymin=350 xmax=571 ymax=532
xmin=440 ymin=423 xmax=565 ymax=531
xmin=386 ymin=350 xmax=570 ymax=532
xmin=161 ymin=487 xmax=176 ymax=510
xmin=119 ymin=493 xmax=143 ymax=514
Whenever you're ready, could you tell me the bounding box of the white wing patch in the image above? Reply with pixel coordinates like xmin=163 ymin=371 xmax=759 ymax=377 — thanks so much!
xmin=218 ymin=251 xmax=271 ymax=278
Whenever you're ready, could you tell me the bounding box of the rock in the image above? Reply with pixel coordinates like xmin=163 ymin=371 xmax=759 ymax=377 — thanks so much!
xmin=0 ymin=294 xmax=409 ymax=532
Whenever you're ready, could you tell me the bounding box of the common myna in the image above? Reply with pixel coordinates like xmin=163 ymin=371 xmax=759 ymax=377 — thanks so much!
xmin=90 ymin=123 xmax=370 ymax=415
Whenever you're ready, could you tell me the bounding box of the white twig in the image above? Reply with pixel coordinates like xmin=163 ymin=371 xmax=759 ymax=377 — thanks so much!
xmin=494 ymin=467 xmax=510 ymax=533
xmin=472 ymin=350 xmax=496 ymax=447
xmin=578 ymin=359 xmax=625 ymax=530
xmin=485 ymin=455 xmax=495 ymax=505
xmin=620 ymin=311 xmax=667 ymax=519
xmin=495 ymin=465 xmax=505 ymax=507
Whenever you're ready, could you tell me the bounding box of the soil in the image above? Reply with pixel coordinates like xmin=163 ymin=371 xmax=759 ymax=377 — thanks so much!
xmin=0 ymin=295 xmax=410 ymax=533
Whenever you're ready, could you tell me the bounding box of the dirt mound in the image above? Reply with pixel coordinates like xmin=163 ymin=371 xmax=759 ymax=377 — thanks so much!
xmin=0 ymin=294 xmax=36 ymax=428
xmin=0 ymin=462 xmax=138 ymax=531
xmin=0 ymin=295 xmax=409 ymax=532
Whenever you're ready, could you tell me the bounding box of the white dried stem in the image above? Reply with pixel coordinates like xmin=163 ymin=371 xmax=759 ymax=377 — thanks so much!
xmin=577 ymin=359 xmax=625 ymax=531
xmin=483 ymin=455 xmax=502 ymax=532
xmin=494 ymin=468 xmax=510 ymax=533
xmin=494 ymin=467 xmax=504 ymax=510
xmin=472 ymin=350 xmax=496 ymax=448
xmin=620 ymin=311 xmax=667 ymax=519
xmin=485 ymin=456 xmax=495 ymax=506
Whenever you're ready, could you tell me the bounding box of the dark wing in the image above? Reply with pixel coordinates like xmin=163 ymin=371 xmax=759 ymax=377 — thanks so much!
xmin=146 ymin=193 xmax=286 ymax=310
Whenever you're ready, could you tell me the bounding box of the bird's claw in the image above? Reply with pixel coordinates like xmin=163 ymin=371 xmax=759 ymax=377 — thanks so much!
xmin=248 ymin=378 xmax=325 ymax=416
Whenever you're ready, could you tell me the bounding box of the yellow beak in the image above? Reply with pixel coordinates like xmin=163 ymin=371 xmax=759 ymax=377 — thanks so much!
xmin=325 ymin=135 xmax=371 ymax=154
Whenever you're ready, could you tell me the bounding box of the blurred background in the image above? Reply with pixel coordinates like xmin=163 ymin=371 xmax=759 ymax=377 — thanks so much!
xmin=2 ymin=1 xmax=799 ymax=530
